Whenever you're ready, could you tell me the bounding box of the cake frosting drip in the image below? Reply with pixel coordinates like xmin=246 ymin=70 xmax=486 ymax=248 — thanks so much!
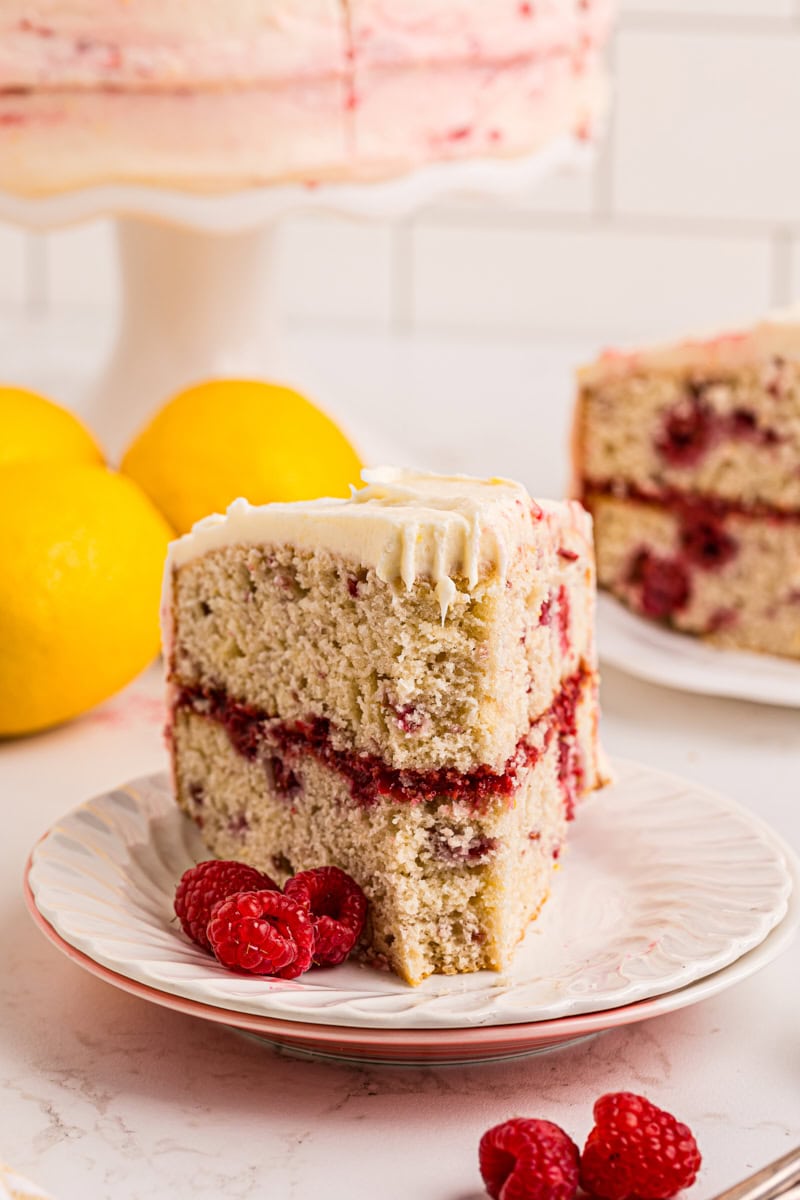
xmin=165 ymin=467 xmax=586 ymax=620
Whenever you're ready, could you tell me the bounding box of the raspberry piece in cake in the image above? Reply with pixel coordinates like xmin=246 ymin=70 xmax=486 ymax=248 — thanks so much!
xmin=285 ymin=865 xmax=367 ymax=966
xmin=163 ymin=468 xmax=608 ymax=985
xmin=207 ymin=890 xmax=314 ymax=978
xmin=174 ymin=859 xmax=279 ymax=951
xmin=678 ymin=506 xmax=737 ymax=570
xmin=628 ymin=551 xmax=689 ymax=620
xmin=574 ymin=309 xmax=800 ymax=658
xmin=656 ymin=392 xmax=716 ymax=468
xmin=580 ymin=1092 xmax=701 ymax=1200
xmin=479 ymin=1117 xmax=580 ymax=1200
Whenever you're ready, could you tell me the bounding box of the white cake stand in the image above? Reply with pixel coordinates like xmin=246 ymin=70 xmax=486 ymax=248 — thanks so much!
xmin=0 ymin=138 xmax=590 ymax=458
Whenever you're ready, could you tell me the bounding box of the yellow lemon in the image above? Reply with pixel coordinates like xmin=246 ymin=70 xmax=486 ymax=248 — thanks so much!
xmin=0 ymin=463 xmax=173 ymax=736
xmin=0 ymin=385 xmax=103 ymax=469
xmin=120 ymin=379 xmax=362 ymax=534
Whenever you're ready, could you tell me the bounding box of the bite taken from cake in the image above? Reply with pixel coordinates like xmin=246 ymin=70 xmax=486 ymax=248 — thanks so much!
xmin=162 ymin=468 xmax=608 ymax=985
xmin=574 ymin=311 xmax=800 ymax=660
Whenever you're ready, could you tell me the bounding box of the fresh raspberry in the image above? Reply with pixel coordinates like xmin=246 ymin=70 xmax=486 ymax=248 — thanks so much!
xmin=479 ymin=1118 xmax=579 ymax=1200
xmin=207 ymin=890 xmax=314 ymax=979
xmin=284 ymin=865 xmax=367 ymax=966
xmin=174 ymin=859 xmax=279 ymax=951
xmin=580 ymin=1092 xmax=701 ymax=1200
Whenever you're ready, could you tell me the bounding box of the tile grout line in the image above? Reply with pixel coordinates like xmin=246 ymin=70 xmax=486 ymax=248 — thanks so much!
xmin=412 ymin=206 xmax=794 ymax=241
xmin=24 ymin=233 xmax=49 ymax=318
xmin=592 ymin=24 xmax=620 ymax=220
xmin=620 ymin=10 xmax=800 ymax=36
xmin=769 ymin=228 xmax=795 ymax=307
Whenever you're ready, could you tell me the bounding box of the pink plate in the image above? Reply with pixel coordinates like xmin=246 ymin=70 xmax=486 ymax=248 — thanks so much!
xmin=23 ymin=859 xmax=799 ymax=1066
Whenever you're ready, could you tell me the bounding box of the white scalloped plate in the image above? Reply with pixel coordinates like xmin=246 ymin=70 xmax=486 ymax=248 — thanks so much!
xmin=26 ymin=758 xmax=794 ymax=1031
xmin=598 ymin=595 xmax=800 ymax=708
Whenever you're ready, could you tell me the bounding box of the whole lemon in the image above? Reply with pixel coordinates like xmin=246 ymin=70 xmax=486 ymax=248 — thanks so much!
xmin=0 ymin=463 xmax=173 ymax=736
xmin=120 ymin=379 xmax=362 ymax=534
xmin=0 ymin=385 xmax=103 ymax=468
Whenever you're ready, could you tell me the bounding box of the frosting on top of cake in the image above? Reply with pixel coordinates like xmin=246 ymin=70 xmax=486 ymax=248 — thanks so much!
xmin=579 ymin=305 xmax=800 ymax=385
xmin=166 ymin=467 xmax=587 ymax=619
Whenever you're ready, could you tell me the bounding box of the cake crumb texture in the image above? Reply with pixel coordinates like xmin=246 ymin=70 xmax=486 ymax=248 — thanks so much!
xmin=166 ymin=469 xmax=607 ymax=983
xmin=575 ymin=315 xmax=800 ymax=659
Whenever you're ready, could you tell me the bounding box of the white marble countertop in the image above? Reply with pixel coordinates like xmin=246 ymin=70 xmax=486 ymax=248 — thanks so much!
xmin=1 ymin=320 xmax=799 ymax=1200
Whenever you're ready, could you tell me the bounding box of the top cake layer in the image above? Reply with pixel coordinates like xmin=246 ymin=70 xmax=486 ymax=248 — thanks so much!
xmin=167 ymin=467 xmax=577 ymax=619
xmin=578 ymin=307 xmax=800 ymax=388
xmin=349 ymin=0 xmax=612 ymax=67
xmin=0 ymin=0 xmax=608 ymax=88
xmin=165 ymin=469 xmax=597 ymax=773
xmin=0 ymin=1 xmax=346 ymax=87
xmin=575 ymin=308 xmax=800 ymax=513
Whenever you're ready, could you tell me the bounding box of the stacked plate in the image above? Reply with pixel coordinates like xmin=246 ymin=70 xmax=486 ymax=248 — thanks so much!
xmin=25 ymin=759 xmax=797 ymax=1065
xmin=598 ymin=595 xmax=800 ymax=709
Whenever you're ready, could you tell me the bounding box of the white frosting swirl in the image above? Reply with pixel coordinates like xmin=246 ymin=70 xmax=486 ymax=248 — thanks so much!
xmin=165 ymin=467 xmax=545 ymax=621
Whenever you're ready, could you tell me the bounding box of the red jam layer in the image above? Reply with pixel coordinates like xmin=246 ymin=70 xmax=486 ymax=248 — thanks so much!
xmin=583 ymin=480 xmax=800 ymax=523
xmin=175 ymin=668 xmax=589 ymax=814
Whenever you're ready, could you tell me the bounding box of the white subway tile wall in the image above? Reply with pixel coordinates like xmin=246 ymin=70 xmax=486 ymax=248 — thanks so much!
xmin=45 ymin=220 xmax=117 ymax=307
xmin=624 ymin=1 xmax=797 ymax=17
xmin=1 ymin=0 xmax=799 ymax=340
xmin=614 ymin=30 xmax=800 ymax=224
xmin=0 ymin=227 xmax=28 ymax=305
xmin=411 ymin=223 xmax=773 ymax=338
xmin=279 ymin=216 xmax=396 ymax=328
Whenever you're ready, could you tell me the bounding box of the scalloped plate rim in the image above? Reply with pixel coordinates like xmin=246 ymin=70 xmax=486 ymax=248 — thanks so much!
xmin=598 ymin=594 xmax=800 ymax=708
xmin=23 ymin=873 xmax=800 ymax=1064
xmin=25 ymin=757 xmax=795 ymax=1031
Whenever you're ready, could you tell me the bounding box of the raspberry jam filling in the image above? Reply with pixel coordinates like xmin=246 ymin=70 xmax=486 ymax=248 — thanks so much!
xmin=584 ymin=480 xmax=800 ymax=523
xmin=175 ymin=668 xmax=589 ymax=813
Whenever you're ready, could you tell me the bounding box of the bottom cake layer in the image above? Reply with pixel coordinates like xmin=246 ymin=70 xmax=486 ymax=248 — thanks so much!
xmin=171 ymin=669 xmax=606 ymax=985
xmin=589 ymin=492 xmax=800 ymax=659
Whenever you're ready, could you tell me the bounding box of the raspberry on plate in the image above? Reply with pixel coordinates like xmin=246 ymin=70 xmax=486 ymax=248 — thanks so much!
xmin=580 ymin=1092 xmax=701 ymax=1200
xmin=174 ymin=859 xmax=279 ymax=951
xmin=207 ymin=890 xmax=315 ymax=979
xmin=284 ymin=865 xmax=367 ymax=967
xmin=479 ymin=1117 xmax=580 ymax=1200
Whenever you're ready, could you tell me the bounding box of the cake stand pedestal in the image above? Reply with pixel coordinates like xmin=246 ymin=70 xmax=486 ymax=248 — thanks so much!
xmin=0 ymin=138 xmax=590 ymax=458
xmin=94 ymin=220 xmax=283 ymax=452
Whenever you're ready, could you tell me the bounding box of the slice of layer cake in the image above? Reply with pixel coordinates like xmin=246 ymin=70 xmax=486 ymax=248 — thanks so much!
xmin=163 ymin=468 xmax=608 ymax=985
xmin=574 ymin=311 xmax=800 ymax=658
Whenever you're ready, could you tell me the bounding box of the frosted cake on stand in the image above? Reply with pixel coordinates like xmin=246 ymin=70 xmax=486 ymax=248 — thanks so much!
xmin=0 ymin=0 xmax=612 ymax=192
xmin=163 ymin=468 xmax=608 ymax=985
